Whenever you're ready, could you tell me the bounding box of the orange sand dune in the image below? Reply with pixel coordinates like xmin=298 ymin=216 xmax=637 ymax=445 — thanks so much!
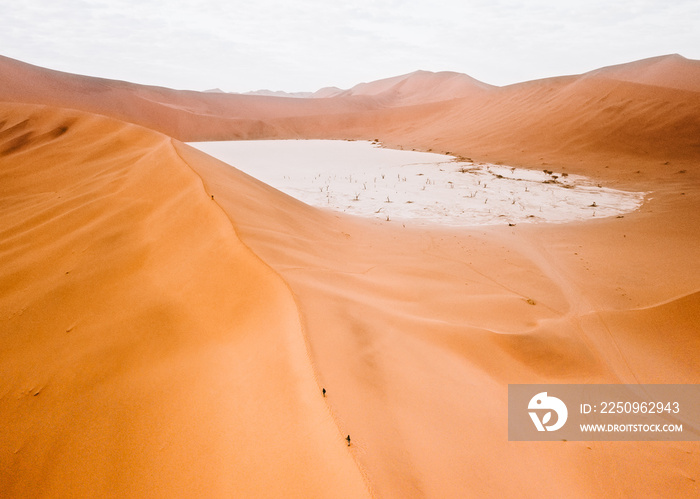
xmin=0 ymin=103 xmax=370 ymax=497
xmin=2 ymin=53 xmax=697 ymax=163
xmin=0 ymin=56 xmax=492 ymax=141
xmin=1 ymin=55 xmax=700 ymax=497
xmin=265 ymin=65 xmax=700 ymax=180
xmin=586 ymin=53 xmax=700 ymax=92
xmin=0 ymin=55 xmax=381 ymax=140
xmin=325 ymin=70 xmax=495 ymax=105
xmin=175 ymin=140 xmax=700 ymax=497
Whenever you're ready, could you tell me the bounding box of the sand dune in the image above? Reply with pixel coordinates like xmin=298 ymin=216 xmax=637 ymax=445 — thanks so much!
xmin=586 ymin=53 xmax=700 ymax=92
xmin=324 ymin=70 xmax=495 ymax=105
xmin=265 ymin=67 xmax=700 ymax=181
xmin=0 ymin=55 xmax=379 ymax=140
xmin=1 ymin=55 xmax=699 ymax=497
xmin=2 ymin=53 xmax=697 ymax=161
xmin=0 ymin=103 xmax=370 ymax=497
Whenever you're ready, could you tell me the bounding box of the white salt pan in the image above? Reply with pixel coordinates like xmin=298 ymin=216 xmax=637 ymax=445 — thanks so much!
xmin=188 ymin=140 xmax=646 ymax=226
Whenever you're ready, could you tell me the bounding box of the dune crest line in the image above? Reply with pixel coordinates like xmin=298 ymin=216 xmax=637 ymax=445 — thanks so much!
xmin=171 ymin=139 xmax=377 ymax=497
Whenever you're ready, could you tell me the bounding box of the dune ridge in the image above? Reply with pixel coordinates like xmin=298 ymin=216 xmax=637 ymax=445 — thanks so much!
xmin=0 ymin=55 xmax=378 ymax=141
xmin=585 ymin=53 xmax=700 ymax=92
xmin=2 ymin=54 xmax=698 ymax=169
xmin=322 ymin=70 xmax=496 ymax=105
xmin=0 ymin=102 xmax=371 ymax=497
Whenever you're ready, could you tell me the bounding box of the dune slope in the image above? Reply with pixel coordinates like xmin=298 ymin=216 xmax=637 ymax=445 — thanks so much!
xmin=0 ymin=103 xmax=370 ymax=498
xmin=175 ymin=140 xmax=700 ymax=498
xmin=586 ymin=53 xmax=700 ymax=92
xmin=0 ymin=55 xmax=383 ymax=141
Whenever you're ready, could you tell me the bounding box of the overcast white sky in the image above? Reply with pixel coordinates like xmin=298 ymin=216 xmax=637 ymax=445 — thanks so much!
xmin=1 ymin=0 xmax=698 ymax=92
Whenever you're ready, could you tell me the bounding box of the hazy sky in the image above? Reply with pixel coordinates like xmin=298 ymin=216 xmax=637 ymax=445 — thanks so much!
xmin=1 ymin=0 xmax=698 ymax=92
